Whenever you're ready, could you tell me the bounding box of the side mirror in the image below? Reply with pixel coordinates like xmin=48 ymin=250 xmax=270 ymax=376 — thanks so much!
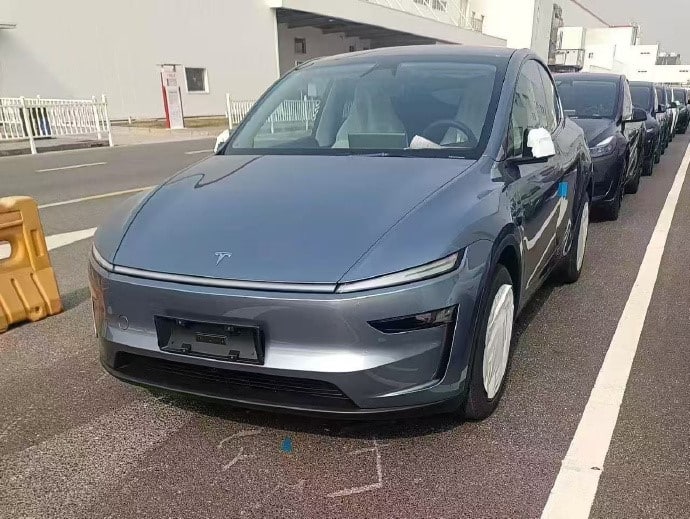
xmin=214 ymin=129 xmax=231 ymax=153
xmin=631 ymin=107 xmax=648 ymax=123
xmin=526 ymin=128 xmax=556 ymax=159
xmin=505 ymin=128 xmax=555 ymax=172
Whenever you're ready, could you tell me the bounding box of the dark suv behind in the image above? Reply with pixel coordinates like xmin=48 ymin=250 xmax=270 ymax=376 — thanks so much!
xmin=672 ymin=87 xmax=689 ymax=134
xmin=630 ymin=81 xmax=663 ymax=175
xmin=655 ymin=85 xmax=672 ymax=150
xmin=556 ymin=72 xmax=646 ymax=220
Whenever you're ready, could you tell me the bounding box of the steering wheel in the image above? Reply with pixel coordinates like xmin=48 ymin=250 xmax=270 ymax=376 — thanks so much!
xmin=421 ymin=119 xmax=478 ymax=147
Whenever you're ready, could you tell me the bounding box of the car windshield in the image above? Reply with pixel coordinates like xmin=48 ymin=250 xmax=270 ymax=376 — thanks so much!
xmin=673 ymin=88 xmax=687 ymax=104
xmin=556 ymin=78 xmax=618 ymax=119
xmin=227 ymin=60 xmax=501 ymax=159
xmin=630 ymin=86 xmax=652 ymax=111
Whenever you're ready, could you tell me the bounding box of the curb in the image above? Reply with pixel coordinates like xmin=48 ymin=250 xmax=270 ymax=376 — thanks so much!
xmin=110 ymin=126 xmax=225 ymax=138
xmin=0 ymin=141 xmax=108 ymax=157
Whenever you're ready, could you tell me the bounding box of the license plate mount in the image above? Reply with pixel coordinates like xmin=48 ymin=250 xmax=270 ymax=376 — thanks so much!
xmin=155 ymin=316 xmax=264 ymax=365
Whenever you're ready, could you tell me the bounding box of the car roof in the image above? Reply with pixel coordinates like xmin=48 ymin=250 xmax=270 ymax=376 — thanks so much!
xmin=301 ymin=45 xmax=518 ymax=67
xmin=554 ymin=72 xmax=623 ymax=82
xmin=630 ymin=80 xmax=654 ymax=87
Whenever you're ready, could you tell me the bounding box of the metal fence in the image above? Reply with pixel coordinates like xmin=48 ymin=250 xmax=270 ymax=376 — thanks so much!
xmin=0 ymin=95 xmax=113 ymax=154
xmin=226 ymin=95 xmax=320 ymax=132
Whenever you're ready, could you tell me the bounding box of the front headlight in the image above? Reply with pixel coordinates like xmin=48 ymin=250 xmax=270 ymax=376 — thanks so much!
xmin=335 ymin=252 xmax=461 ymax=293
xmin=589 ymin=136 xmax=616 ymax=158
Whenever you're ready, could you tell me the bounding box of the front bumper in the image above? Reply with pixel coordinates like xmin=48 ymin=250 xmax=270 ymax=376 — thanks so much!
xmin=591 ymin=152 xmax=625 ymax=204
xmin=90 ymin=242 xmax=491 ymax=417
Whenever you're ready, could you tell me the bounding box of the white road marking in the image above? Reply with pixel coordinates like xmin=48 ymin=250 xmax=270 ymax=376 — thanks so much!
xmin=0 ymin=227 xmax=96 ymax=259
xmin=184 ymin=149 xmax=213 ymax=155
xmin=541 ymin=143 xmax=690 ymax=519
xmin=35 ymin=162 xmax=107 ymax=173
xmin=217 ymin=428 xmax=263 ymax=449
xmin=222 ymin=447 xmax=256 ymax=471
xmin=38 ymin=186 xmax=154 ymax=209
xmin=0 ymin=399 xmax=190 ymax=517
xmin=327 ymin=439 xmax=385 ymax=498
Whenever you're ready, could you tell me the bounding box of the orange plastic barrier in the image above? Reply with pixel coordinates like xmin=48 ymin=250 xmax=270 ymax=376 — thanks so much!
xmin=0 ymin=196 xmax=62 ymax=332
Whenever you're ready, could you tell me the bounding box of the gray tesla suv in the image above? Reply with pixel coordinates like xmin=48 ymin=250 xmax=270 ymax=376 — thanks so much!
xmin=90 ymin=46 xmax=592 ymax=419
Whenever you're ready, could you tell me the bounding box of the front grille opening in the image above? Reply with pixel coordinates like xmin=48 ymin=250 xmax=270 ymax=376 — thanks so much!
xmin=115 ymin=352 xmax=357 ymax=410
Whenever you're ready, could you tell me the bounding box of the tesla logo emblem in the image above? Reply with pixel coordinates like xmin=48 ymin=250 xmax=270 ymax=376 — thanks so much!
xmin=214 ymin=252 xmax=232 ymax=266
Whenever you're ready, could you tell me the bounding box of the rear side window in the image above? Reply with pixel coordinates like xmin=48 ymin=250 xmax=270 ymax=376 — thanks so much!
xmin=630 ymin=85 xmax=651 ymax=111
xmin=508 ymin=60 xmax=549 ymax=156
xmin=538 ymin=65 xmax=560 ymax=132
xmin=673 ymin=88 xmax=687 ymax=104
xmin=622 ymin=81 xmax=633 ymax=120
xmin=655 ymin=86 xmax=666 ymax=106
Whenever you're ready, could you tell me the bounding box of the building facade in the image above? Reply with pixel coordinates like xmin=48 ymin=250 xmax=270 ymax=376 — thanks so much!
xmin=0 ymin=0 xmax=609 ymax=120
xmin=553 ymin=23 xmax=690 ymax=85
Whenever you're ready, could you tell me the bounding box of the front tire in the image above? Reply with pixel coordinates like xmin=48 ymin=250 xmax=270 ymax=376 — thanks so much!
xmin=642 ymin=155 xmax=654 ymax=176
xmin=463 ymin=265 xmax=514 ymax=420
xmin=555 ymin=193 xmax=589 ymax=284
xmin=625 ymin=160 xmax=641 ymax=194
xmin=600 ymin=168 xmax=624 ymax=221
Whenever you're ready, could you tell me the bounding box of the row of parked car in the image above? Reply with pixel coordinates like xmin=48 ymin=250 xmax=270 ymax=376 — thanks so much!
xmin=554 ymin=73 xmax=689 ymax=220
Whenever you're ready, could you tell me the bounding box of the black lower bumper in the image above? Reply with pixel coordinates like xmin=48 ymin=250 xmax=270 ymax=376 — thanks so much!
xmin=100 ymin=341 xmax=460 ymax=419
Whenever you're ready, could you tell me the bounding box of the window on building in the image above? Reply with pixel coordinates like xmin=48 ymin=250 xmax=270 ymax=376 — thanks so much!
xmin=588 ymin=52 xmax=594 ymax=58
xmin=349 ymin=45 xmax=356 ymax=52
xmin=184 ymin=67 xmax=208 ymax=93
xmin=640 ymin=52 xmax=651 ymax=55
xmin=414 ymin=0 xmax=447 ymax=11
xmin=294 ymin=38 xmax=307 ymax=55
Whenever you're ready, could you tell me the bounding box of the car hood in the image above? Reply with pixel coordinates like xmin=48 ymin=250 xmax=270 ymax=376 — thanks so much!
xmin=571 ymin=118 xmax=616 ymax=147
xmin=112 ymin=154 xmax=474 ymax=283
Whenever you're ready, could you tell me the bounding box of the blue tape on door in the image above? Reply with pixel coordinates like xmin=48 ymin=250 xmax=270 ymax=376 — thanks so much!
xmin=558 ymin=182 xmax=568 ymax=198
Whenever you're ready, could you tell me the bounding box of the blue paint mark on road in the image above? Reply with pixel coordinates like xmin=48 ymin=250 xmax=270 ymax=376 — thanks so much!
xmin=281 ymin=437 xmax=293 ymax=454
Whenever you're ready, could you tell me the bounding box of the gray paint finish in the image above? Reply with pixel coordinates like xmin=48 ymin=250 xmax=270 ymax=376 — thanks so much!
xmin=113 ymin=154 xmax=474 ymax=283
xmin=92 ymin=47 xmax=593 ymax=414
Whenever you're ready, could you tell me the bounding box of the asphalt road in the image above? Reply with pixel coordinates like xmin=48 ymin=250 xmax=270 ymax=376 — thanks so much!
xmin=1 ymin=138 xmax=689 ymax=518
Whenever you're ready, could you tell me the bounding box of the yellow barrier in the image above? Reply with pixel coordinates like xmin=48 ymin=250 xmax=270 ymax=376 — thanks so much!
xmin=0 ymin=196 xmax=62 ymax=332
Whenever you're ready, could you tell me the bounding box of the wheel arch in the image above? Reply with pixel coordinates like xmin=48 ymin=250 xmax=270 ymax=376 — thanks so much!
xmin=491 ymin=226 xmax=523 ymax=311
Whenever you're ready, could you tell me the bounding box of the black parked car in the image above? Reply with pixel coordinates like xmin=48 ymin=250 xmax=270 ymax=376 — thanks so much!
xmin=665 ymin=85 xmax=678 ymax=139
xmin=630 ymin=81 xmax=663 ymax=175
xmin=672 ymin=87 xmax=689 ymax=134
xmin=654 ymin=84 xmax=672 ymax=152
xmin=556 ymin=73 xmax=646 ymax=220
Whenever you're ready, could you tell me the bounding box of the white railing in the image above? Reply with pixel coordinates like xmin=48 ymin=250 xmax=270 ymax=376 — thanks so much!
xmin=0 ymin=94 xmax=113 ymax=154
xmin=361 ymin=0 xmax=474 ymax=31
xmin=226 ymin=95 xmax=320 ymax=132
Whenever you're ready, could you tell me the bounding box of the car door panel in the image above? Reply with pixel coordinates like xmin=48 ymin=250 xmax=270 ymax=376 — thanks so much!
xmin=507 ymin=60 xmax=561 ymax=299
xmin=538 ymin=64 xmax=578 ymax=254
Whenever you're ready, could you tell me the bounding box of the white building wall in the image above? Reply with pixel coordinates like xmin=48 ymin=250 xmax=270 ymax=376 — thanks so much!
xmin=530 ymin=0 xmax=554 ymax=60
xmin=584 ymin=27 xmax=636 ymax=47
xmin=469 ymin=0 xmax=608 ymax=61
xmin=0 ymin=0 xmax=281 ymax=119
xmin=277 ymin=25 xmax=371 ymax=76
xmin=559 ymin=26 xmax=586 ymax=49
xmin=627 ymin=66 xmax=690 ymax=85
xmin=471 ymin=0 xmax=536 ymax=52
